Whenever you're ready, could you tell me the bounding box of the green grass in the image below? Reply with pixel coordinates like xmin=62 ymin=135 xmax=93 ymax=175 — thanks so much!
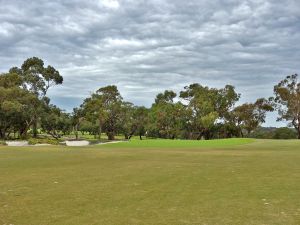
xmin=1 ymin=139 xmax=300 ymax=224
xmin=107 ymin=138 xmax=254 ymax=148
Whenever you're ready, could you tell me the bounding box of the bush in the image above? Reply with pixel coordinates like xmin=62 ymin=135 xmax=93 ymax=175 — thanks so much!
xmin=273 ymin=127 xmax=297 ymax=139
xmin=28 ymin=138 xmax=60 ymax=145
xmin=0 ymin=140 xmax=7 ymax=146
xmin=248 ymin=127 xmax=275 ymax=139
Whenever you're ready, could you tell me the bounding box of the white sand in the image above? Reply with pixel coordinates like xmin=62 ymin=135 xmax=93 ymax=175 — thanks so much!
xmin=6 ymin=141 xmax=29 ymax=146
xmin=96 ymin=141 xmax=126 ymax=145
xmin=66 ymin=140 xmax=90 ymax=146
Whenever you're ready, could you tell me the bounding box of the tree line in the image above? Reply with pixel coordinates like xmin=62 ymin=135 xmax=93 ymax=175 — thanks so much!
xmin=1 ymin=57 xmax=300 ymax=140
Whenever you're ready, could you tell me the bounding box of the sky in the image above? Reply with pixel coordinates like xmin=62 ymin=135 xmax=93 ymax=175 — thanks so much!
xmin=1 ymin=0 xmax=300 ymax=127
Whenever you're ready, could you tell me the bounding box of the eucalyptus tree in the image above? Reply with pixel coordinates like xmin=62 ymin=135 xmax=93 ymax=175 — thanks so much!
xmin=9 ymin=57 xmax=63 ymax=137
xmin=119 ymin=101 xmax=135 ymax=139
xmin=81 ymin=96 xmax=107 ymax=140
xmin=40 ymin=105 xmax=71 ymax=139
xmin=148 ymin=90 xmax=186 ymax=139
xmin=0 ymin=72 xmax=39 ymax=139
xmin=131 ymin=106 xmax=149 ymax=140
xmin=233 ymin=98 xmax=273 ymax=136
xmin=72 ymin=107 xmax=85 ymax=140
xmin=180 ymin=84 xmax=241 ymax=139
xmin=82 ymin=85 xmax=123 ymax=140
xmin=271 ymin=74 xmax=300 ymax=138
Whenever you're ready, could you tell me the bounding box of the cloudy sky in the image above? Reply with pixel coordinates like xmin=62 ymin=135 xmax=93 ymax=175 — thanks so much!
xmin=1 ymin=0 xmax=300 ymax=126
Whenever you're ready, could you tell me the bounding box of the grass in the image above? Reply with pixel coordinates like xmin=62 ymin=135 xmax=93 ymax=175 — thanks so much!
xmin=106 ymin=138 xmax=254 ymax=148
xmin=1 ymin=138 xmax=300 ymax=224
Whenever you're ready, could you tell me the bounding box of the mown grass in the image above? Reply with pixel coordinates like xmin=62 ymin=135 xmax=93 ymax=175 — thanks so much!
xmin=105 ymin=138 xmax=254 ymax=148
xmin=1 ymin=139 xmax=300 ymax=225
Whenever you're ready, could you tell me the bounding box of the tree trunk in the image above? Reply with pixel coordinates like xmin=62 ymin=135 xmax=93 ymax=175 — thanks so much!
xmin=98 ymin=119 xmax=101 ymax=140
xmin=32 ymin=115 xmax=38 ymax=138
xmin=107 ymin=132 xmax=114 ymax=140
xmin=74 ymin=124 xmax=79 ymax=140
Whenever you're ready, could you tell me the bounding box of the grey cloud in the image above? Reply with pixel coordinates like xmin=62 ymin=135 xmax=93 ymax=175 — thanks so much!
xmin=1 ymin=0 xmax=300 ymax=126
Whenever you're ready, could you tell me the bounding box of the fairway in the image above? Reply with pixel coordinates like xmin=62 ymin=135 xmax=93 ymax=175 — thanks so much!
xmin=1 ymin=139 xmax=300 ymax=225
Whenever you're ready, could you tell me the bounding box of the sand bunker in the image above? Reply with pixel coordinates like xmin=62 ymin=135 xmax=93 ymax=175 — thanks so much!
xmin=66 ymin=140 xmax=90 ymax=146
xmin=6 ymin=141 xmax=29 ymax=146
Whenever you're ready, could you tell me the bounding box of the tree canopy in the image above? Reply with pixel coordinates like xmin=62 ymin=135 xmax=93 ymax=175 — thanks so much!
xmin=0 ymin=57 xmax=297 ymax=140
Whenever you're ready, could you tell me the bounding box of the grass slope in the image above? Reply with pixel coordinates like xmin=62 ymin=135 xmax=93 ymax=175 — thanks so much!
xmin=1 ymin=139 xmax=300 ymax=225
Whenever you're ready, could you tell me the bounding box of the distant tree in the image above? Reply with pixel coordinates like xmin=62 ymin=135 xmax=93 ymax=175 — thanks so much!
xmin=40 ymin=105 xmax=71 ymax=139
xmin=233 ymin=98 xmax=273 ymax=136
xmin=148 ymin=90 xmax=186 ymax=139
xmin=81 ymin=96 xmax=107 ymax=140
xmin=273 ymin=127 xmax=297 ymax=139
xmin=247 ymin=127 xmax=276 ymax=139
xmin=271 ymin=74 xmax=300 ymax=139
xmin=82 ymin=85 xmax=123 ymax=140
xmin=131 ymin=106 xmax=149 ymax=140
xmin=119 ymin=101 xmax=135 ymax=139
xmin=72 ymin=107 xmax=84 ymax=140
xmin=179 ymin=84 xmax=240 ymax=139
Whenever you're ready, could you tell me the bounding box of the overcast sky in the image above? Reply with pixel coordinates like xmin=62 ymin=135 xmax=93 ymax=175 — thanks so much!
xmin=1 ymin=0 xmax=300 ymax=126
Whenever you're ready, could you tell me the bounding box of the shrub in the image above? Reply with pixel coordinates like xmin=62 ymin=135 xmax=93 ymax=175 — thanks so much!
xmin=0 ymin=140 xmax=7 ymax=146
xmin=28 ymin=138 xmax=60 ymax=145
xmin=273 ymin=127 xmax=297 ymax=139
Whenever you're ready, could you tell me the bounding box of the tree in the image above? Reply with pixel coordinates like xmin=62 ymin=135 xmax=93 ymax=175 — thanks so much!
xmin=40 ymin=105 xmax=70 ymax=139
xmin=96 ymin=86 xmax=123 ymax=140
xmin=72 ymin=107 xmax=84 ymax=140
xmin=273 ymin=127 xmax=297 ymax=139
xmin=271 ymin=74 xmax=300 ymax=138
xmin=82 ymin=85 xmax=123 ymax=140
xmin=119 ymin=101 xmax=135 ymax=139
xmin=179 ymin=84 xmax=239 ymax=139
xmin=148 ymin=90 xmax=186 ymax=139
xmin=233 ymin=98 xmax=273 ymax=136
xmin=81 ymin=96 xmax=107 ymax=140
xmin=131 ymin=106 xmax=149 ymax=140
xmin=9 ymin=57 xmax=63 ymax=137
xmin=0 ymin=72 xmax=40 ymax=139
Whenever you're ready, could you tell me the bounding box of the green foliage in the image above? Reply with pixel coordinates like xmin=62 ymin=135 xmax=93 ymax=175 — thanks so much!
xmin=28 ymin=137 xmax=61 ymax=145
xmin=272 ymin=74 xmax=300 ymax=138
xmin=178 ymin=83 xmax=240 ymax=139
xmin=0 ymin=57 xmax=64 ymax=140
xmin=233 ymin=98 xmax=273 ymax=136
xmin=248 ymin=127 xmax=297 ymax=139
xmin=81 ymin=85 xmax=123 ymax=140
xmin=1 ymin=60 xmax=296 ymax=141
xmin=273 ymin=127 xmax=297 ymax=139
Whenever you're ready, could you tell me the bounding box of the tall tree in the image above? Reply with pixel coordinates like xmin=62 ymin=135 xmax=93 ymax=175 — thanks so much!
xmin=0 ymin=72 xmax=40 ymax=139
xmin=148 ymin=90 xmax=186 ymax=139
xmin=271 ymin=74 xmax=300 ymax=138
xmin=82 ymin=85 xmax=123 ymax=140
xmin=9 ymin=57 xmax=63 ymax=137
xmin=179 ymin=84 xmax=240 ymax=139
